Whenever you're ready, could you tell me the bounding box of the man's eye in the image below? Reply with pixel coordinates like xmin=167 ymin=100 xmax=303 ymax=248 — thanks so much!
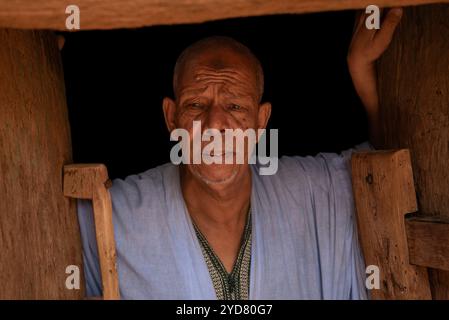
xmin=187 ymin=102 xmax=202 ymax=109
xmin=229 ymin=104 xmax=242 ymax=111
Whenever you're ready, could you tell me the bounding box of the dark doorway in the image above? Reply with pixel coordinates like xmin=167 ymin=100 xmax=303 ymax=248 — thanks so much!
xmin=61 ymin=10 xmax=368 ymax=179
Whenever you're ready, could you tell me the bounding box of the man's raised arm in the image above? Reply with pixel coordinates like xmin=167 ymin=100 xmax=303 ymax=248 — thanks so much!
xmin=347 ymin=7 xmax=403 ymax=149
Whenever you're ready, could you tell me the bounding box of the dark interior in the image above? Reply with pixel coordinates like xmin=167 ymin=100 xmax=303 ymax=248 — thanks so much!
xmin=61 ymin=10 xmax=369 ymax=179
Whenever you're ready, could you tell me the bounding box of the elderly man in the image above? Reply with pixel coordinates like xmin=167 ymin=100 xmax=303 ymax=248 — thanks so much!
xmin=78 ymin=9 xmax=403 ymax=299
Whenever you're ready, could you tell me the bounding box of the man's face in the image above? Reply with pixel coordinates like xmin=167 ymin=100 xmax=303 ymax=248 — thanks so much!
xmin=163 ymin=48 xmax=271 ymax=186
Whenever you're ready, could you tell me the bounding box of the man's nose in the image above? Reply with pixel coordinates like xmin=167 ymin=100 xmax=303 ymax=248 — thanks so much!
xmin=203 ymin=104 xmax=229 ymax=132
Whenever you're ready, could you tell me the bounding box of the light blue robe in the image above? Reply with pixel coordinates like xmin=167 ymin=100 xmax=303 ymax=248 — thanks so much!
xmin=77 ymin=143 xmax=371 ymax=299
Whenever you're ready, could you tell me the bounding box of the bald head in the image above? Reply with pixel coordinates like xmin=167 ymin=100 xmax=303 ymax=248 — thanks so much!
xmin=173 ymin=36 xmax=264 ymax=102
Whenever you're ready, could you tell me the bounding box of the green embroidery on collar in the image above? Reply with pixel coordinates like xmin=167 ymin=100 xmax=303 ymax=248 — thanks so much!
xmin=193 ymin=210 xmax=252 ymax=300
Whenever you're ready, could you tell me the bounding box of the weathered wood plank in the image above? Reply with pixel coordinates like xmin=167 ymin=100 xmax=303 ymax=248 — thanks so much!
xmin=406 ymin=216 xmax=449 ymax=272
xmin=351 ymin=150 xmax=431 ymax=299
xmin=377 ymin=4 xmax=449 ymax=299
xmin=429 ymin=269 xmax=449 ymax=299
xmin=0 ymin=0 xmax=448 ymax=30
xmin=0 ymin=29 xmax=84 ymax=299
xmin=64 ymin=164 xmax=119 ymax=300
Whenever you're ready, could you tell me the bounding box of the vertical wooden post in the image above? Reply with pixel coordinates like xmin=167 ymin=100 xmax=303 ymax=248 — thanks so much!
xmin=64 ymin=164 xmax=120 ymax=300
xmin=352 ymin=150 xmax=431 ymax=299
xmin=377 ymin=4 xmax=449 ymax=299
xmin=0 ymin=29 xmax=84 ymax=299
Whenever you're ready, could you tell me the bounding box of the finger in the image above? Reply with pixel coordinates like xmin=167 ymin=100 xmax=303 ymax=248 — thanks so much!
xmin=374 ymin=7 xmax=403 ymax=49
xmin=360 ymin=9 xmax=382 ymax=41
xmin=353 ymin=10 xmax=365 ymax=33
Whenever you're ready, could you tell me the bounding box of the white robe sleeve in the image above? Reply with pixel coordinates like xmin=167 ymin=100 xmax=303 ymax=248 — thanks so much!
xmin=293 ymin=141 xmax=373 ymax=299
xmin=77 ymin=199 xmax=102 ymax=297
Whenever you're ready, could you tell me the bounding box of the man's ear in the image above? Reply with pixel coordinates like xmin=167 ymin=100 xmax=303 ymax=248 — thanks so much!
xmin=257 ymin=102 xmax=272 ymax=130
xmin=162 ymin=97 xmax=177 ymax=132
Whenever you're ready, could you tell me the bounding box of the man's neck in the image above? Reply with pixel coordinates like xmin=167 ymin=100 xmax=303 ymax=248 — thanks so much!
xmin=180 ymin=166 xmax=252 ymax=230
xmin=180 ymin=165 xmax=252 ymax=272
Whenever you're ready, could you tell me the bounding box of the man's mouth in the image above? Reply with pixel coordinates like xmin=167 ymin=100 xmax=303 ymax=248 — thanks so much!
xmin=202 ymin=151 xmax=235 ymax=156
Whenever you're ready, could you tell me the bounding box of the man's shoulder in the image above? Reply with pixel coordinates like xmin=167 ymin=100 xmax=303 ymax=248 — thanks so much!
xmin=107 ymin=163 xmax=178 ymax=210
xmin=275 ymin=141 xmax=374 ymax=179
xmin=256 ymin=150 xmax=354 ymax=194
xmin=110 ymin=163 xmax=176 ymax=192
xmin=273 ymin=154 xmax=331 ymax=181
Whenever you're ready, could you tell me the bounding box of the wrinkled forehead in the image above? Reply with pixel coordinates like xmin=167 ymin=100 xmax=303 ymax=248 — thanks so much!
xmin=176 ymin=49 xmax=259 ymax=98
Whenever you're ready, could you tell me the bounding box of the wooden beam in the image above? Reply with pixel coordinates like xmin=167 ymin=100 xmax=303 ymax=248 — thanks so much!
xmin=351 ymin=149 xmax=431 ymax=299
xmin=406 ymin=216 xmax=449 ymax=272
xmin=0 ymin=0 xmax=448 ymax=30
